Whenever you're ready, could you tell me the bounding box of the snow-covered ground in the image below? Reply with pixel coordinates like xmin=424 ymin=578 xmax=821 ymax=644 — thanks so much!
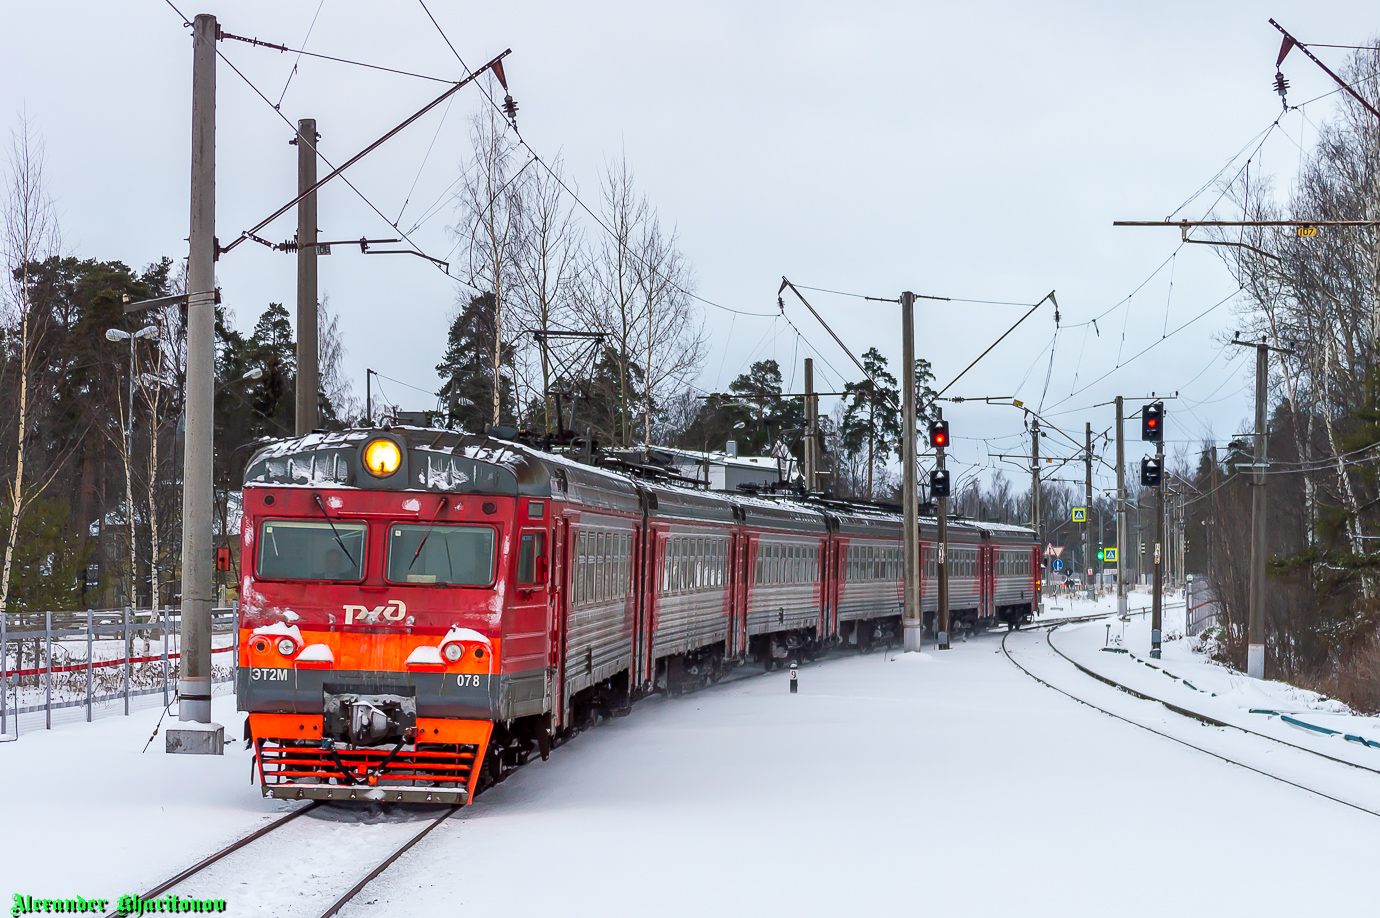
xmin=4 ymin=597 xmax=1378 ymax=916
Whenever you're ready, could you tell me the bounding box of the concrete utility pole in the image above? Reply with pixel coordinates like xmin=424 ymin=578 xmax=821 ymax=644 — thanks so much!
xmin=1151 ymin=433 xmax=1165 ymax=659
xmin=174 ymin=12 xmax=219 ymax=743
xmin=1084 ymin=422 xmax=1094 ymax=593
xmin=295 ymin=118 xmax=319 ymax=436
xmin=900 ymin=292 xmax=922 ymax=653
xmin=936 ymin=407 xmax=950 ymax=650
xmin=1247 ymin=341 xmax=1268 ymax=678
xmin=803 ymin=357 xmax=817 ymax=491
xmin=1115 ymin=396 xmax=1127 ymax=617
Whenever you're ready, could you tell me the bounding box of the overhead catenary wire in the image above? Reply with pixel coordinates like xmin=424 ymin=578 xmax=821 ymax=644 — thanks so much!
xmin=163 ymin=0 xmax=475 ymax=282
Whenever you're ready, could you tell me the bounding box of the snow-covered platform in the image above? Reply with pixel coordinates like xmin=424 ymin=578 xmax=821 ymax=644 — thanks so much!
xmin=3 ymin=610 xmax=1377 ymax=916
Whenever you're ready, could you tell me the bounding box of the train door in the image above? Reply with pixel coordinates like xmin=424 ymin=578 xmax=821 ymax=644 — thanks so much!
xmin=983 ymin=545 xmax=996 ymax=619
xmin=551 ymin=516 xmax=572 ymax=727
xmin=738 ymin=533 xmax=754 ymax=652
xmin=631 ymin=521 xmax=645 ymax=687
xmin=726 ymin=531 xmax=740 ymax=656
xmin=642 ymin=527 xmax=661 ymax=685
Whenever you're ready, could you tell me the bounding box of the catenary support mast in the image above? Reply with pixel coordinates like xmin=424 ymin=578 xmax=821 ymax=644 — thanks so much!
xmin=295 ymin=118 xmax=319 ymax=435
xmin=179 ymin=12 xmax=217 ymax=726
xmin=901 ymin=292 xmax=922 ymax=652
xmin=1116 ymin=396 xmax=1127 ymax=618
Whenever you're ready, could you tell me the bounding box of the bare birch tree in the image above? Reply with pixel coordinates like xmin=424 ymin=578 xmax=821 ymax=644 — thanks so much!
xmin=582 ymin=157 xmax=706 ymax=447
xmin=454 ymin=104 xmax=526 ymax=428
xmin=0 ymin=118 xmax=59 ymax=617
xmin=510 ymin=154 xmax=583 ymax=433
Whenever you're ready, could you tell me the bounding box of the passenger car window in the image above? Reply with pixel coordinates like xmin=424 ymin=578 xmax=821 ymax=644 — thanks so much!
xmin=386 ymin=524 xmax=496 ymax=586
xmin=258 ymin=519 xmax=367 ymax=582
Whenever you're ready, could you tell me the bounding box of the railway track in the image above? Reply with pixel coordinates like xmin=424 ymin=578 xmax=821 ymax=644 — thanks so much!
xmin=1002 ymin=623 xmax=1380 ymax=820
xmin=1044 ymin=626 xmax=1380 ymax=778
xmin=106 ymin=801 xmax=460 ymax=918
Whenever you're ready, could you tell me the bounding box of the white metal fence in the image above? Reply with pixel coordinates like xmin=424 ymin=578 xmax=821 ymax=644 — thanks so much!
xmin=0 ymin=605 xmax=238 ymax=740
xmin=1185 ymin=578 xmax=1221 ymax=637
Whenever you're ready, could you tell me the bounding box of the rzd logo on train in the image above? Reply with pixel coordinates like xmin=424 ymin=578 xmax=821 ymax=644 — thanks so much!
xmin=343 ymin=599 xmax=408 ymax=625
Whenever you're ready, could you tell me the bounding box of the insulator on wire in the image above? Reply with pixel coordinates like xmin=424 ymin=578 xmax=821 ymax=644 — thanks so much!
xmin=503 ymin=93 xmax=519 ymax=124
xmin=1274 ymin=71 xmax=1290 ymax=108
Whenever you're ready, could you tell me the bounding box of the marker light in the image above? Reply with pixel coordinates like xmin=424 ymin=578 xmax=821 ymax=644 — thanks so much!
xmin=276 ymin=638 xmax=298 ymax=656
xmin=363 ymin=438 xmax=402 ymax=477
xmin=443 ymin=642 xmax=464 ymax=663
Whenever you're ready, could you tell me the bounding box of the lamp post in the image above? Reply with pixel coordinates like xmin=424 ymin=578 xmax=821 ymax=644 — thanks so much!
xmin=106 ymin=325 xmax=159 ymax=605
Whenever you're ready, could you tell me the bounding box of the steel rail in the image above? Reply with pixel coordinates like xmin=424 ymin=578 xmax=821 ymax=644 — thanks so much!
xmin=316 ymin=805 xmax=462 ymax=918
xmin=1044 ymin=627 xmax=1380 ymax=777
xmin=105 ymin=802 xmax=323 ymax=916
xmin=1001 ymin=626 xmax=1380 ymax=820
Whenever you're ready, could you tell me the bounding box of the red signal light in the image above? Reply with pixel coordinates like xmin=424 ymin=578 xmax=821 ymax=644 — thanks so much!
xmin=928 ymin=420 xmax=950 ymax=450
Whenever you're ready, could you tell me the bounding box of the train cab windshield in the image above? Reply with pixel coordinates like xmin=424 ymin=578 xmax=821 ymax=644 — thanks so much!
xmin=258 ymin=519 xmax=367 ymax=582
xmin=386 ymin=524 xmax=496 ymax=586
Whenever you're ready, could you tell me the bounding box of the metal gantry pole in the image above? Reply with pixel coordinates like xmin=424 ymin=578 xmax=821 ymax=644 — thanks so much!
xmin=1152 ymin=436 xmax=1165 ymax=659
xmin=1248 ymin=343 xmax=1268 ymax=679
xmin=900 ymin=292 xmax=922 ymax=652
xmin=85 ymin=608 xmax=93 ymax=722
xmin=45 ymin=610 xmax=51 ymax=730
xmin=295 ymin=117 xmax=319 ymax=436
xmin=123 ymin=605 xmax=130 ymax=716
xmin=178 ymin=12 xmax=217 ymax=725
xmin=1116 ymin=397 xmax=1127 ymax=617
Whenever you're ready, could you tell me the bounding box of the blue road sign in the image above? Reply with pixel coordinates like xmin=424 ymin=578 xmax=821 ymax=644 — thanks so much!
xmin=1052 ymin=559 xmax=1063 ymax=571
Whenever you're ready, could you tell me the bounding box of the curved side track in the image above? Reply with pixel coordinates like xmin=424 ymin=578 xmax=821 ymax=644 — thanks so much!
xmin=1001 ymin=625 xmax=1380 ymax=821
xmin=1044 ymin=628 xmax=1380 ymax=777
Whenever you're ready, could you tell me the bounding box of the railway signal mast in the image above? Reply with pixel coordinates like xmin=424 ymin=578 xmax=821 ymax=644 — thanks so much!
xmin=1142 ymin=400 xmax=1165 ymax=659
xmin=930 ymin=416 xmax=951 ymax=650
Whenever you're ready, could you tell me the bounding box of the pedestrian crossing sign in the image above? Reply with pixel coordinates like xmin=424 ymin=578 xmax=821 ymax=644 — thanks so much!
xmin=1104 ymin=548 xmax=1118 ymax=563
xmin=1071 ymin=507 xmax=1086 ymax=523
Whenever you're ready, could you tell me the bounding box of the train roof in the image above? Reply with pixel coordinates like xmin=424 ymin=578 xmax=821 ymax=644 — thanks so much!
xmin=242 ymin=428 xmax=1036 ymax=543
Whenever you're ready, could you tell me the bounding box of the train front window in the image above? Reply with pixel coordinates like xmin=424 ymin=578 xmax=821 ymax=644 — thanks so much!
xmin=386 ymin=524 xmax=496 ymax=586
xmin=257 ymin=519 xmax=367 ymax=582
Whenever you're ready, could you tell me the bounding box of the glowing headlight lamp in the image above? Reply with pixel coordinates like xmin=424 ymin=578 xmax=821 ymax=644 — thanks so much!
xmin=363 ymin=438 xmax=402 ymax=477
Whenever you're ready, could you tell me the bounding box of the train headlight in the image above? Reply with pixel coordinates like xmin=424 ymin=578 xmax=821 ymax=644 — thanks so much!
xmin=442 ymin=642 xmax=464 ymax=663
xmin=276 ymin=638 xmax=298 ymax=657
xmin=363 ymin=438 xmax=402 ymax=477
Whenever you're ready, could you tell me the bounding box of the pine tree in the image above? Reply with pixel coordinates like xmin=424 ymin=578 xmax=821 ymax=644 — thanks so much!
xmin=437 ymin=292 xmax=515 ymax=432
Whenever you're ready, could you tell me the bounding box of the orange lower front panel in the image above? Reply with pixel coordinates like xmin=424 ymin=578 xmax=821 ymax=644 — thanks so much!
xmin=252 ymin=713 xmax=492 ymax=804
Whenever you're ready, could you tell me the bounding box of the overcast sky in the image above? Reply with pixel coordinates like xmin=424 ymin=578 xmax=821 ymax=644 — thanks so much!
xmin=3 ymin=0 xmax=1377 ymax=496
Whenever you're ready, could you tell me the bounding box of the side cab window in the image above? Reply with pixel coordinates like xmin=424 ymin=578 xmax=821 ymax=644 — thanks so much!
xmin=517 ymin=530 xmax=547 ymax=585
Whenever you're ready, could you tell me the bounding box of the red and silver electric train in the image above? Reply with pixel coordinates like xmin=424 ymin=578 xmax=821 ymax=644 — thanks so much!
xmin=236 ymin=427 xmax=1039 ymax=805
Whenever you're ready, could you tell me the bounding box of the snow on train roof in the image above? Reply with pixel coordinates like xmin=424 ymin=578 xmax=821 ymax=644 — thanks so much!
xmin=242 ymin=428 xmax=1033 ymax=542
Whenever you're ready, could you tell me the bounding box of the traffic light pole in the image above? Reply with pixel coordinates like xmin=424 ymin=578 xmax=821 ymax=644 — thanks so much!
xmin=900 ymin=291 xmax=922 ymax=653
xmin=1152 ymin=434 xmax=1164 ymax=659
xmin=1115 ymin=396 xmax=1127 ymax=618
xmin=937 ymin=416 xmax=950 ymax=651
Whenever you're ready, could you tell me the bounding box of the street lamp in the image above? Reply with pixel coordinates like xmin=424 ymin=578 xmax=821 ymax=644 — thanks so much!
xmin=106 ymin=325 xmax=159 ymax=605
